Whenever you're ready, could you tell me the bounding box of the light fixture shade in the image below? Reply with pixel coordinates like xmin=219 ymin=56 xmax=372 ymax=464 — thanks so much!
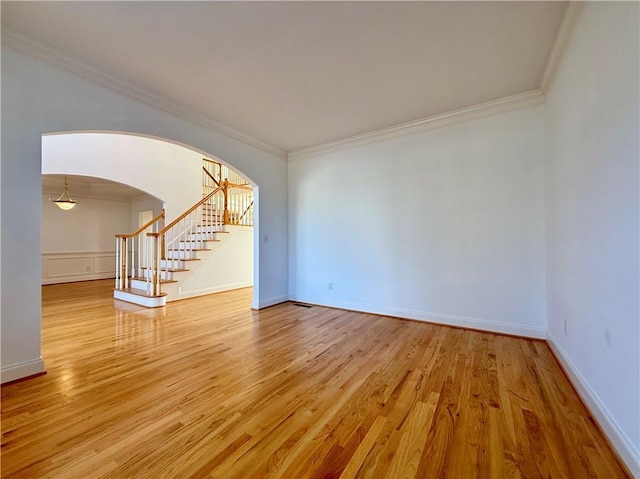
xmin=52 ymin=176 xmax=78 ymax=210
xmin=54 ymin=199 xmax=77 ymax=210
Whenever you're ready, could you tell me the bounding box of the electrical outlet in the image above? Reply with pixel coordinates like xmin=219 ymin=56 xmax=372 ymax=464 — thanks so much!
xmin=263 ymin=234 xmax=269 ymax=244
xmin=604 ymin=329 xmax=612 ymax=347
xmin=563 ymin=320 xmax=569 ymax=336
xmin=328 ymin=282 xmax=333 ymax=291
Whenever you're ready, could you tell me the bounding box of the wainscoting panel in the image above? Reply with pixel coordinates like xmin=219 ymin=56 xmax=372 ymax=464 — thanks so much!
xmin=42 ymin=252 xmax=116 ymax=285
xmin=93 ymin=255 xmax=117 ymax=274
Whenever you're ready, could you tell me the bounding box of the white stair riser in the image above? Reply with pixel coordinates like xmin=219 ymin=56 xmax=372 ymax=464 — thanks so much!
xmin=160 ymin=259 xmax=186 ymax=269
xmin=166 ymin=250 xmax=197 ymax=260
xmin=130 ymin=278 xmax=151 ymax=290
xmin=185 ymin=233 xmax=219 ymax=241
xmin=138 ymin=269 xmax=175 ymax=281
xmin=192 ymin=225 xmax=226 ymax=233
xmin=177 ymin=240 xmax=212 ymax=249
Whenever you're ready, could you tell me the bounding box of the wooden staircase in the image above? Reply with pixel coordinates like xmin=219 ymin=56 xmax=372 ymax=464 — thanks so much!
xmin=114 ymin=159 xmax=252 ymax=307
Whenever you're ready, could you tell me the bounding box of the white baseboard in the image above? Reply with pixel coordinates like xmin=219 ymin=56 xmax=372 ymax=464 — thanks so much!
xmin=290 ymin=295 xmax=546 ymax=339
xmin=177 ymin=281 xmax=253 ymax=300
xmin=547 ymin=333 xmax=640 ymax=478
xmin=254 ymin=293 xmax=289 ymax=310
xmin=1 ymin=357 xmax=45 ymax=384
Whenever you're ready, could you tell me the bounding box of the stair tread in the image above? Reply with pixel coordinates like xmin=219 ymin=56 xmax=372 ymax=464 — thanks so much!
xmin=182 ymin=239 xmax=221 ymax=242
xmin=140 ymin=267 xmax=190 ymax=272
xmin=131 ymin=277 xmax=177 ymax=284
xmin=167 ymin=248 xmax=212 ymax=251
xmin=114 ymin=287 xmax=167 ymax=298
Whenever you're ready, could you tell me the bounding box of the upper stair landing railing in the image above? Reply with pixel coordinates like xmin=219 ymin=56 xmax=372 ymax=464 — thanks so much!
xmin=226 ymin=183 xmax=253 ymax=226
xmin=203 ymin=158 xmax=254 ymax=226
xmin=203 ymin=158 xmax=249 ymax=190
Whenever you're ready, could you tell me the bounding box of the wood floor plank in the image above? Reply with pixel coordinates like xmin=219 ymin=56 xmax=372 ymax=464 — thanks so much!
xmin=338 ymin=415 xmax=387 ymax=479
xmin=387 ymin=392 xmax=439 ymax=479
xmin=0 ymin=280 xmax=630 ymax=478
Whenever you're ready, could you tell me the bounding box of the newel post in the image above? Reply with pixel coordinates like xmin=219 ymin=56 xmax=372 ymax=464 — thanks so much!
xmin=223 ymin=179 xmax=230 ymax=224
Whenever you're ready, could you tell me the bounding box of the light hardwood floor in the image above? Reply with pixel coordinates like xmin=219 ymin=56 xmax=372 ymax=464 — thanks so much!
xmin=1 ymin=279 xmax=629 ymax=478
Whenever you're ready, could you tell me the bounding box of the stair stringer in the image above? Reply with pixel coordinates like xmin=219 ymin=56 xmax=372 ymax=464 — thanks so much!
xmin=162 ymin=225 xmax=253 ymax=301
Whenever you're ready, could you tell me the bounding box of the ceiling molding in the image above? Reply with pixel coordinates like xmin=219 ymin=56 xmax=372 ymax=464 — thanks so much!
xmin=540 ymin=2 xmax=583 ymax=94
xmin=2 ymin=27 xmax=288 ymax=161
xmin=130 ymin=193 xmax=162 ymax=204
xmin=288 ymin=89 xmax=545 ymax=162
xmin=42 ymin=188 xmax=134 ymax=203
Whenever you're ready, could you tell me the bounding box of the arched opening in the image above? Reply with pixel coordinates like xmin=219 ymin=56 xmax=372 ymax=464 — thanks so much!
xmin=42 ymin=174 xmax=164 ymax=285
xmin=41 ymin=131 xmax=258 ymax=308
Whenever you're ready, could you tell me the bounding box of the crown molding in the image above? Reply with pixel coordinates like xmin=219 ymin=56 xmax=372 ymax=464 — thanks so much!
xmin=540 ymin=2 xmax=583 ymax=93
xmin=130 ymin=193 xmax=161 ymax=204
xmin=42 ymin=188 xmax=134 ymax=203
xmin=1 ymin=28 xmax=288 ymax=161
xmin=288 ymin=89 xmax=545 ymax=161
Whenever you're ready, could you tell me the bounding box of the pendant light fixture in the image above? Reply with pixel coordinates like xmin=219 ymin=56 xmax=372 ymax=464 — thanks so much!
xmin=52 ymin=176 xmax=78 ymax=210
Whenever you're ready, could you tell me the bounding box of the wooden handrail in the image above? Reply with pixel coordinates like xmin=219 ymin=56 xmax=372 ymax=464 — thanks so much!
xmin=149 ymin=186 xmax=223 ymax=237
xmin=203 ymin=158 xmax=250 ymax=187
xmin=227 ymin=182 xmax=253 ymax=190
xmin=116 ymin=210 xmax=165 ymax=239
xmin=202 ymin=166 xmax=219 ymax=186
xmin=202 ymin=158 xmax=221 ymax=167
xmin=238 ymin=200 xmax=254 ymax=223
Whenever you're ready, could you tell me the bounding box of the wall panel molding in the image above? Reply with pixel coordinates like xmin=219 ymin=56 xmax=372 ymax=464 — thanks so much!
xmin=42 ymin=251 xmax=116 ymax=284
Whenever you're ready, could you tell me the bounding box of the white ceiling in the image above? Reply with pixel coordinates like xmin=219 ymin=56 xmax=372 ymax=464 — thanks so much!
xmin=2 ymin=1 xmax=567 ymax=153
xmin=43 ymin=175 xmax=150 ymax=201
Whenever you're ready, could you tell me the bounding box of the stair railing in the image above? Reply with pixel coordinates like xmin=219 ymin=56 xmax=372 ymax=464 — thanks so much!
xmin=203 ymin=158 xmax=222 ymax=185
xmin=115 ymin=161 xmax=254 ymax=298
xmin=202 ymin=164 xmax=219 ymax=198
xmin=237 ymin=200 xmax=254 ymax=226
xmin=203 ymin=158 xmax=250 ymax=188
xmin=115 ymin=210 xmax=165 ymax=290
xmin=203 ymin=158 xmax=253 ymax=226
xmin=146 ymin=186 xmax=224 ymax=296
xmin=227 ymin=184 xmax=254 ymax=226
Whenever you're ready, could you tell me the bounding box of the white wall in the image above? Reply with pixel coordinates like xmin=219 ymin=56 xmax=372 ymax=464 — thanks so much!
xmin=130 ymin=195 xmax=164 ymax=232
xmin=544 ymin=2 xmax=639 ymax=474
xmin=1 ymin=46 xmax=289 ymax=383
xmin=42 ymin=193 xmax=131 ymax=254
xmin=174 ymin=225 xmax=254 ymax=300
xmin=41 ymin=192 xmax=131 ymax=284
xmin=289 ymin=105 xmax=546 ymax=337
xmin=42 ymin=133 xmax=202 ymax=224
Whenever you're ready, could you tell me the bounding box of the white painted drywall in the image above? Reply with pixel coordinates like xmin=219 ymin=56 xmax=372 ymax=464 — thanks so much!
xmin=544 ymin=2 xmax=639 ymax=473
xmin=42 ymin=193 xmax=131 ymax=254
xmin=175 ymin=226 xmax=254 ymax=300
xmin=289 ymin=105 xmax=546 ymax=337
xmin=41 ymin=192 xmax=134 ymax=284
xmin=42 ymin=133 xmax=202 ymax=223
xmin=130 ymin=195 xmax=164 ymax=232
xmin=1 ymin=46 xmax=288 ymax=383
